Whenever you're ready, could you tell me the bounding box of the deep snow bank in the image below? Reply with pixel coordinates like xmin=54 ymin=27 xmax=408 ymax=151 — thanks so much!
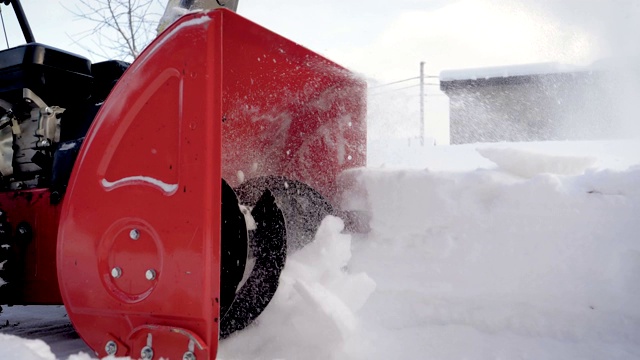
xmin=344 ymin=143 xmax=640 ymax=359
xmin=223 ymin=141 xmax=640 ymax=359
xmin=1 ymin=141 xmax=639 ymax=360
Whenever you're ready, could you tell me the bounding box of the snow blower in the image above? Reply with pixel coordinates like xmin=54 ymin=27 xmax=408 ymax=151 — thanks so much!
xmin=0 ymin=1 xmax=366 ymax=358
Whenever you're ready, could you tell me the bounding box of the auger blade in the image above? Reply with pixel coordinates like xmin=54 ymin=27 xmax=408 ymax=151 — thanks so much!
xmin=220 ymin=189 xmax=286 ymax=339
xmin=220 ymin=180 xmax=248 ymax=317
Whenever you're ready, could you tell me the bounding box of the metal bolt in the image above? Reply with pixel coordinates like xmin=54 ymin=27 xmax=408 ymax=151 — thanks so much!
xmin=129 ymin=229 xmax=140 ymax=240
xmin=141 ymin=346 xmax=154 ymax=360
xmin=183 ymin=351 xmax=196 ymax=360
xmin=105 ymin=341 xmax=117 ymax=355
xmin=145 ymin=269 xmax=157 ymax=281
xmin=111 ymin=267 xmax=122 ymax=278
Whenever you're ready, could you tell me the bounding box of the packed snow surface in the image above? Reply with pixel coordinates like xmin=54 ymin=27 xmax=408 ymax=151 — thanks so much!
xmin=1 ymin=140 xmax=639 ymax=359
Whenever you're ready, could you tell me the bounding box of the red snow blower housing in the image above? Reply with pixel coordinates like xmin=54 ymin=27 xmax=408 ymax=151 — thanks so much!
xmin=0 ymin=2 xmax=366 ymax=359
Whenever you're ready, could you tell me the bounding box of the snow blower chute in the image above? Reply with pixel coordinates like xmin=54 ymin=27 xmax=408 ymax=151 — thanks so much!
xmin=0 ymin=2 xmax=366 ymax=359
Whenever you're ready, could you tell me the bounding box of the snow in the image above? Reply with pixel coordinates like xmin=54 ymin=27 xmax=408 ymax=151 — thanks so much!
xmin=141 ymin=14 xmax=211 ymax=65
xmin=0 ymin=334 xmax=56 ymax=360
xmin=476 ymin=147 xmax=597 ymax=178
xmin=1 ymin=138 xmax=639 ymax=359
xmin=0 ymin=306 xmax=91 ymax=359
xmin=101 ymin=176 xmax=178 ymax=194
xmin=219 ymin=216 xmax=376 ymax=359
xmin=58 ymin=143 xmax=76 ymax=151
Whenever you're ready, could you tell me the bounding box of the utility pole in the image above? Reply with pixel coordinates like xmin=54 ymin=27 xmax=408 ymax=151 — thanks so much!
xmin=419 ymin=61 xmax=425 ymax=146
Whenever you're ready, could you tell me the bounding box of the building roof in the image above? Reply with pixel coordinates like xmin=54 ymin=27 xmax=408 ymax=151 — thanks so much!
xmin=439 ymin=62 xmax=594 ymax=93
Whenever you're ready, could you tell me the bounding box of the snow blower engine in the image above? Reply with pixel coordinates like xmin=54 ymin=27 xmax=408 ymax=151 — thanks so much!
xmin=0 ymin=0 xmax=366 ymax=358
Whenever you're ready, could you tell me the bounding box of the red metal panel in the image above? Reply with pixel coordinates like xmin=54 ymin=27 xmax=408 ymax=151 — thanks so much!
xmin=0 ymin=189 xmax=61 ymax=304
xmin=58 ymin=11 xmax=223 ymax=359
xmin=57 ymin=8 xmax=366 ymax=360
xmin=220 ymin=12 xmax=366 ymax=204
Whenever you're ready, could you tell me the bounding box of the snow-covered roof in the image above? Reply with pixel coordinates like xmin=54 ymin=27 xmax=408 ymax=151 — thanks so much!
xmin=440 ymin=62 xmax=588 ymax=82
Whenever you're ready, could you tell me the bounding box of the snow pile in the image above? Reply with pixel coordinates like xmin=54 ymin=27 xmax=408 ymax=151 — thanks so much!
xmin=0 ymin=306 xmax=95 ymax=360
xmin=344 ymin=142 xmax=640 ymax=359
xmin=0 ymin=334 xmax=56 ymax=360
xmin=0 ymin=334 xmax=94 ymax=360
xmin=223 ymin=140 xmax=640 ymax=359
xmin=218 ymin=216 xmax=376 ymax=359
xmin=476 ymin=147 xmax=596 ymax=178
xmin=1 ymin=140 xmax=639 ymax=360
xmin=368 ymin=138 xmax=640 ymax=171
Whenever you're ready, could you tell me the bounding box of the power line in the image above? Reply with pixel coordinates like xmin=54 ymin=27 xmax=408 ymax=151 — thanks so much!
xmin=368 ymin=76 xmax=419 ymax=89
xmin=369 ymin=74 xmax=440 ymax=89
xmin=369 ymin=84 xmax=421 ymax=96
xmin=369 ymin=83 xmax=441 ymax=96
xmin=403 ymin=93 xmax=449 ymax=98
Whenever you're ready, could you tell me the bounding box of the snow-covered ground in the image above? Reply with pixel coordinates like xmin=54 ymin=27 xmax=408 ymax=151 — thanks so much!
xmin=1 ymin=139 xmax=639 ymax=359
